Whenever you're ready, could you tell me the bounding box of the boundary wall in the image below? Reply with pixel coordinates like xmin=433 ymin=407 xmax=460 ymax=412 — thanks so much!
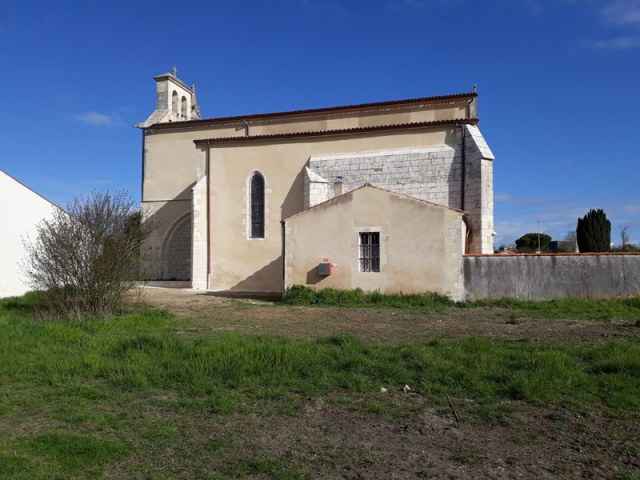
xmin=464 ymin=253 xmax=640 ymax=301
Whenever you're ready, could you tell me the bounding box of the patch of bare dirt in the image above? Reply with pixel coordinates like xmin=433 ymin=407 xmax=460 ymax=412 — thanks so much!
xmin=140 ymin=287 xmax=640 ymax=343
xmin=107 ymin=392 xmax=640 ymax=479
xmin=249 ymin=396 xmax=639 ymax=479
xmin=118 ymin=288 xmax=640 ymax=478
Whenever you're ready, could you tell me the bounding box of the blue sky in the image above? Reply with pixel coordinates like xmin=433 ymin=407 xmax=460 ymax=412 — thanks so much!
xmin=1 ymin=0 xmax=639 ymax=246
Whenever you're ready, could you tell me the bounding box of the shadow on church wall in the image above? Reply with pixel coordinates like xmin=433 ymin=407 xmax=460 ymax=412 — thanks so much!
xmin=305 ymin=266 xmax=327 ymax=285
xmin=142 ymin=183 xmax=195 ymax=280
xmin=280 ymin=167 xmax=305 ymax=220
xmin=229 ymin=257 xmax=283 ymax=293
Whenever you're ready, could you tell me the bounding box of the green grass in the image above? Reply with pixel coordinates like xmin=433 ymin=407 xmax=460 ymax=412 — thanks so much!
xmin=282 ymin=285 xmax=640 ymax=321
xmin=1 ymin=294 xmax=640 ymax=477
xmin=282 ymin=285 xmax=455 ymax=309
xmin=2 ymin=302 xmax=639 ymax=413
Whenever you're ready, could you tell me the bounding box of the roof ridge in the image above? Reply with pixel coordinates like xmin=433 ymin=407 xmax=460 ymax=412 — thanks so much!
xmin=282 ymin=183 xmax=465 ymax=221
xmin=147 ymin=91 xmax=477 ymax=130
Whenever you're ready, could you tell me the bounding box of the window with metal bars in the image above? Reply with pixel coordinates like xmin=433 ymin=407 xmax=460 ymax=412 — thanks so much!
xmin=359 ymin=232 xmax=380 ymax=272
xmin=250 ymin=173 xmax=264 ymax=238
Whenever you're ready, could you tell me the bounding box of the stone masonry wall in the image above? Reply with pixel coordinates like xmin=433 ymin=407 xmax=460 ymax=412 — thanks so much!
xmin=309 ymin=146 xmax=463 ymax=211
xmin=166 ymin=215 xmax=192 ymax=281
xmin=463 ymin=125 xmax=494 ymax=254
xmin=304 ymin=167 xmax=331 ymax=208
xmin=191 ymin=175 xmax=207 ymax=289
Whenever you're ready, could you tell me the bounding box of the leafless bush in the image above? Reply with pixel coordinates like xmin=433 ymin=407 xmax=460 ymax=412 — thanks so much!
xmin=21 ymin=190 xmax=154 ymax=318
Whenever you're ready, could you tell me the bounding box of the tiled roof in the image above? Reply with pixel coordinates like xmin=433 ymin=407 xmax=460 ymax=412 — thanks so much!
xmin=147 ymin=92 xmax=477 ymax=130
xmin=193 ymin=118 xmax=478 ymax=145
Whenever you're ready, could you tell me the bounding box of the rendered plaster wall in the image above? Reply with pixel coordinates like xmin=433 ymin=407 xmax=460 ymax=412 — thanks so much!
xmin=464 ymin=254 xmax=640 ymax=301
xmin=0 ymin=171 xmax=58 ymax=298
xmin=206 ymin=128 xmax=454 ymax=293
xmin=284 ymin=186 xmax=466 ymax=300
xmin=141 ymin=127 xmax=207 ymax=281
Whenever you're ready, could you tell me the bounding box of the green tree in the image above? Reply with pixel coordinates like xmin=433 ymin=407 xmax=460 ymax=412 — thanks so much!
xmin=576 ymin=209 xmax=611 ymax=253
xmin=515 ymin=233 xmax=551 ymax=252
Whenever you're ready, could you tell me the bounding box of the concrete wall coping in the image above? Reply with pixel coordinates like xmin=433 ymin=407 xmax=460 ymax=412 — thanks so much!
xmin=465 ymin=252 xmax=640 ymax=257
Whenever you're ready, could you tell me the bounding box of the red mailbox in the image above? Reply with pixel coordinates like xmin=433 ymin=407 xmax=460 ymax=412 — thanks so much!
xmin=318 ymin=262 xmax=332 ymax=276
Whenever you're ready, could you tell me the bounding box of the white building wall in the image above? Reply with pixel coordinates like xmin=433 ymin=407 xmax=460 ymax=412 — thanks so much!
xmin=0 ymin=171 xmax=59 ymax=298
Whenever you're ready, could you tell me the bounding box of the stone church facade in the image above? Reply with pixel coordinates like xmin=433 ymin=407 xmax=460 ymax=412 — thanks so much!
xmin=138 ymin=71 xmax=495 ymax=300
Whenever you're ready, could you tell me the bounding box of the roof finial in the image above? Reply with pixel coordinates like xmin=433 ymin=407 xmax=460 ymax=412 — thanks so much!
xmin=473 ymin=83 xmax=477 ymax=93
xmin=191 ymin=83 xmax=196 ymax=93
xmin=172 ymin=66 xmax=177 ymax=77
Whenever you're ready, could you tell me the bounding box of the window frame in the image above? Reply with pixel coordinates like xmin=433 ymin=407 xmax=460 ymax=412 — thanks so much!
xmin=359 ymin=230 xmax=381 ymax=273
xmin=249 ymin=172 xmax=265 ymax=239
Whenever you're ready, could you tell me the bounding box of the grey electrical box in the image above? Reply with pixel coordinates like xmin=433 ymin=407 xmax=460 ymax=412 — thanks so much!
xmin=318 ymin=262 xmax=332 ymax=276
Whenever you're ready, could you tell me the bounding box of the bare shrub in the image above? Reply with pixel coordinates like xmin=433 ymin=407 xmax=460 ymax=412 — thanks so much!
xmin=21 ymin=190 xmax=154 ymax=318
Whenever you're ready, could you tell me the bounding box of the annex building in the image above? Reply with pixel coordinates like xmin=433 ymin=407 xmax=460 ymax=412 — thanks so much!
xmin=0 ymin=170 xmax=59 ymax=298
xmin=138 ymin=71 xmax=495 ymax=301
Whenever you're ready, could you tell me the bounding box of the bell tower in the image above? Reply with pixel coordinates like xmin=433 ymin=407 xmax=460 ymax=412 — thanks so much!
xmin=137 ymin=67 xmax=202 ymax=128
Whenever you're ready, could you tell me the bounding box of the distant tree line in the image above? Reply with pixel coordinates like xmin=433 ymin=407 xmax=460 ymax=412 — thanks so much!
xmin=511 ymin=209 xmax=638 ymax=254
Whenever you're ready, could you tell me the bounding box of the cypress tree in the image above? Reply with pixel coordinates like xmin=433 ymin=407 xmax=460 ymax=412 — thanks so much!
xmin=576 ymin=209 xmax=611 ymax=252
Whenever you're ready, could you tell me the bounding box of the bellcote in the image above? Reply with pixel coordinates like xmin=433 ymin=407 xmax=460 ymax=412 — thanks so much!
xmin=137 ymin=68 xmax=202 ymax=128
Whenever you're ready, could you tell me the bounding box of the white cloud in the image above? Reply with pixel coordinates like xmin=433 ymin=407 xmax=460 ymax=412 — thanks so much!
xmin=575 ymin=0 xmax=640 ymax=52
xmin=494 ymin=192 xmax=515 ymax=203
xmin=71 ymin=111 xmax=121 ymax=127
xmin=602 ymin=0 xmax=640 ymax=27
xmin=585 ymin=35 xmax=640 ymax=49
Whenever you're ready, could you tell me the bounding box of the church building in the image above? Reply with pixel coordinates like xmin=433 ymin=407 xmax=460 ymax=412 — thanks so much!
xmin=138 ymin=71 xmax=495 ymax=300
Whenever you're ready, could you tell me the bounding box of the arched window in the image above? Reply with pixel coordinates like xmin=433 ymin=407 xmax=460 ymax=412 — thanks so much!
xmin=181 ymin=96 xmax=188 ymax=119
xmin=171 ymin=91 xmax=178 ymax=115
xmin=250 ymin=173 xmax=265 ymax=238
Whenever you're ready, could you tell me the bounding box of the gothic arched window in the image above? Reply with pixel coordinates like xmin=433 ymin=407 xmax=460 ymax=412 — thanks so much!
xmin=250 ymin=173 xmax=265 ymax=238
xmin=171 ymin=91 xmax=178 ymax=115
xmin=181 ymin=96 xmax=187 ymax=118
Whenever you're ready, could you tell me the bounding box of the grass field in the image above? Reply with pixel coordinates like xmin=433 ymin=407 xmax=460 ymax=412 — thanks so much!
xmin=1 ymin=291 xmax=639 ymax=478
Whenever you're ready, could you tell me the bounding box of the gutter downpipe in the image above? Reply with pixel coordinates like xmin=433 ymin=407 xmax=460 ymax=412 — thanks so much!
xmin=281 ymin=220 xmax=286 ymax=293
